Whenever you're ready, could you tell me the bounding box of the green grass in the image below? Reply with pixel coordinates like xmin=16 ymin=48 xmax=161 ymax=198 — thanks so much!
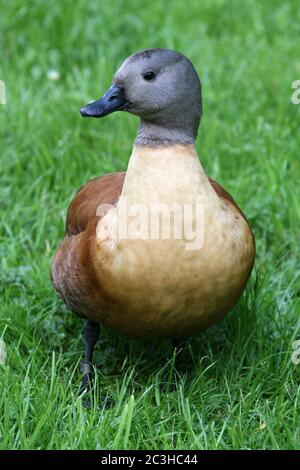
xmin=0 ymin=0 xmax=300 ymax=450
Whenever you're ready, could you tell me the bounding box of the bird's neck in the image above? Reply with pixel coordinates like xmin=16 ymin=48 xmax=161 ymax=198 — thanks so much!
xmin=134 ymin=119 xmax=197 ymax=147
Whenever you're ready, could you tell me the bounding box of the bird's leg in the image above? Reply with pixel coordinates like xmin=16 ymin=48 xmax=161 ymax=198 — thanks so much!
xmin=80 ymin=320 xmax=100 ymax=395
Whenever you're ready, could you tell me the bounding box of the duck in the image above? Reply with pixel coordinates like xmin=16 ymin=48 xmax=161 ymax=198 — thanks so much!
xmin=51 ymin=48 xmax=255 ymax=394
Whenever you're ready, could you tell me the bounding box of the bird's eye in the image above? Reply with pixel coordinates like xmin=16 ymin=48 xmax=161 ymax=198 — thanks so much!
xmin=143 ymin=71 xmax=155 ymax=81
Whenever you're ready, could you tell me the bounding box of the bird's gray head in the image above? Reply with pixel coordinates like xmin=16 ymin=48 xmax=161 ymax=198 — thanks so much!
xmin=80 ymin=48 xmax=202 ymax=146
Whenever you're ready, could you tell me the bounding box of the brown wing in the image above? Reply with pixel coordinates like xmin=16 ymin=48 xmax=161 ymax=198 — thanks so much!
xmin=209 ymin=177 xmax=255 ymax=261
xmin=208 ymin=177 xmax=248 ymax=221
xmin=52 ymin=172 xmax=125 ymax=317
xmin=66 ymin=172 xmax=126 ymax=236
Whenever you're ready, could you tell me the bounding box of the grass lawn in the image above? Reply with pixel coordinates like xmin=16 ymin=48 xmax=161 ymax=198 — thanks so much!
xmin=0 ymin=0 xmax=299 ymax=450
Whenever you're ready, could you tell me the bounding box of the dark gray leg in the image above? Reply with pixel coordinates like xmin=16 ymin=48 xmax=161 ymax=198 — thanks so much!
xmin=80 ymin=320 xmax=100 ymax=394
